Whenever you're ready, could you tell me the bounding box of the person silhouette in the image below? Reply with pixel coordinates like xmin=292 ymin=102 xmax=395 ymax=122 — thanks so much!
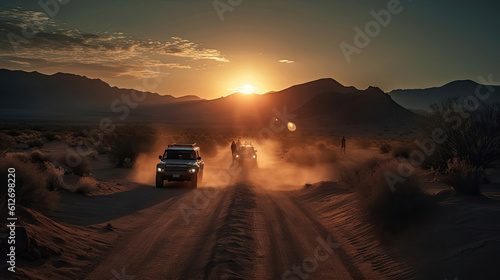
xmin=236 ymin=139 xmax=242 ymax=147
xmin=231 ymin=141 xmax=237 ymax=159
xmin=341 ymin=136 xmax=346 ymax=154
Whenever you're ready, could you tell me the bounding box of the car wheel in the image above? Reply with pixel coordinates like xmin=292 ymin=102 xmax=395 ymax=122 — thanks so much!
xmin=156 ymin=174 xmax=164 ymax=188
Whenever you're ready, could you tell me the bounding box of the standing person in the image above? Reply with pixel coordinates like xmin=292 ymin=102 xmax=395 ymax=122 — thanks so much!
xmin=236 ymin=139 xmax=242 ymax=148
xmin=341 ymin=136 xmax=346 ymax=154
xmin=231 ymin=141 xmax=237 ymax=159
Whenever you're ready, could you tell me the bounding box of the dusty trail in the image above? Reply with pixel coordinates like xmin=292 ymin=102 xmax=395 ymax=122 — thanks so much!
xmin=82 ymin=180 xmax=388 ymax=280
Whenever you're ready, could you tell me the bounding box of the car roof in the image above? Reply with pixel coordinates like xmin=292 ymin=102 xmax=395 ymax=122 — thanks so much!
xmin=166 ymin=147 xmax=198 ymax=151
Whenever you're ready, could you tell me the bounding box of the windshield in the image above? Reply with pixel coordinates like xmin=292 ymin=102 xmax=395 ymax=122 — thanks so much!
xmin=164 ymin=150 xmax=195 ymax=160
xmin=238 ymin=146 xmax=255 ymax=154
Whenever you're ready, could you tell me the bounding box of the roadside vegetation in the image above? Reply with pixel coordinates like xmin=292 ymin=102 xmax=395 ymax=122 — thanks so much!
xmin=340 ymin=157 xmax=433 ymax=232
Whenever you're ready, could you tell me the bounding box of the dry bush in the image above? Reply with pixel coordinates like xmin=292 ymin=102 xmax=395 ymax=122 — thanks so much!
xmin=440 ymin=158 xmax=484 ymax=195
xmin=103 ymin=126 xmax=156 ymax=167
xmin=27 ymin=138 xmax=44 ymax=148
xmin=379 ymin=143 xmax=392 ymax=154
xmin=57 ymin=151 xmax=91 ymax=176
xmin=340 ymin=158 xmax=432 ymax=232
xmin=392 ymin=144 xmax=412 ymax=158
xmin=42 ymin=131 xmax=58 ymax=141
xmin=29 ymin=150 xmax=53 ymax=164
xmin=75 ymin=177 xmax=98 ymax=195
xmin=0 ymin=154 xmax=60 ymax=215
xmin=285 ymin=143 xmax=338 ymax=167
xmin=88 ymin=150 xmax=99 ymax=159
xmin=0 ymin=133 xmax=15 ymax=155
xmin=419 ymin=100 xmax=500 ymax=170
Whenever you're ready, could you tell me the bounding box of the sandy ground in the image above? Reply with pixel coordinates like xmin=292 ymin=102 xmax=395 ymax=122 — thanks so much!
xmin=4 ymin=141 xmax=500 ymax=279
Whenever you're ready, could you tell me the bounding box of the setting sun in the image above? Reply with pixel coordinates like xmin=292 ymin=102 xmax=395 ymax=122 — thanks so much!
xmin=229 ymin=84 xmax=257 ymax=94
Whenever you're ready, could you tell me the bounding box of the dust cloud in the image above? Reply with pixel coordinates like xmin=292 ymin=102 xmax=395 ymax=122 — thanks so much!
xmin=129 ymin=131 xmax=342 ymax=190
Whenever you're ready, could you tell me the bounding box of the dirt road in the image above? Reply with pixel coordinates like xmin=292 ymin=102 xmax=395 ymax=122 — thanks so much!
xmin=80 ymin=181 xmax=387 ymax=280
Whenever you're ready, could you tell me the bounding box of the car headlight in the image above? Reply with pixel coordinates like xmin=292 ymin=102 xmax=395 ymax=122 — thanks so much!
xmin=157 ymin=167 xmax=164 ymax=172
xmin=252 ymin=155 xmax=256 ymax=158
xmin=188 ymin=168 xmax=196 ymax=173
xmin=235 ymin=154 xmax=239 ymax=158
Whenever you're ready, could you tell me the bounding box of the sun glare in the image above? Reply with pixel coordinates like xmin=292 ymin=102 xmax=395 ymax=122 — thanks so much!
xmin=229 ymin=84 xmax=257 ymax=94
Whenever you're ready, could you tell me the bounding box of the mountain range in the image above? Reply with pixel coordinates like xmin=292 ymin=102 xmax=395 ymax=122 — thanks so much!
xmin=388 ymin=80 xmax=500 ymax=111
xmin=6 ymin=69 xmax=497 ymax=130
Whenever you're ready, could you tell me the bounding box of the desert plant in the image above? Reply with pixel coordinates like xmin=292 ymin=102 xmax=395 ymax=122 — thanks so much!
xmin=440 ymin=158 xmax=484 ymax=195
xmin=340 ymin=158 xmax=432 ymax=232
xmin=88 ymin=150 xmax=99 ymax=159
xmin=27 ymin=138 xmax=44 ymax=148
xmin=75 ymin=177 xmax=98 ymax=195
xmin=42 ymin=131 xmax=58 ymax=141
xmin=0 ymin=154 xmax=60 ymax=215
xmin=392 ymin=144 xmax=411 ymax=158
xmin=103 ymin=126 xmax=156 ymax=167
xmin=57 ymin=151 xmax=91 ymax=176
xmin=0 ymin=133 xmax=15 ymax=155
xmin=379 ymin=143 xmax=392 ymax=154
xmin=419 ymin=99 xmax=500 ymax=170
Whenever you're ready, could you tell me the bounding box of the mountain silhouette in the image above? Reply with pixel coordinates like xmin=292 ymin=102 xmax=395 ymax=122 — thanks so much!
xmin=1 ymin=69 xmax=414 ymax=129
xmin=388 ymin=80 xmax=500 ymax=111
xmin=0 ymin=69 xmax=202 ymax=119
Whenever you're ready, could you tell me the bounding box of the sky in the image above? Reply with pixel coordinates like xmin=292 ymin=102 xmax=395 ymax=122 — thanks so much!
xmin=0 ymin=0 xmax=499 ymax=99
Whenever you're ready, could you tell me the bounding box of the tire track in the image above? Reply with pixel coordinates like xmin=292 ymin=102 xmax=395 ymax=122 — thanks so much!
xmin=203 ymin=183 xmax=257 ymax=280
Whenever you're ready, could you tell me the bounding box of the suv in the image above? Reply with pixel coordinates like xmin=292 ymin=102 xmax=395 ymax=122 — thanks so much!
xmin=156 ymin=143 xmax=204 ymax=188
xmin=234 ymin=142 xmax=257 ymax=167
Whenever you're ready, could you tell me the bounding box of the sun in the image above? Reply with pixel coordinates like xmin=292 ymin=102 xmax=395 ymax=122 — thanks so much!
xmin=240 ymin=84 xmax=256 ymax=94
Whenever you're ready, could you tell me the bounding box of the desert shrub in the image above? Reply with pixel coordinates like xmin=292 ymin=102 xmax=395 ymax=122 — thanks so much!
xmin=42 ymin=131 xmax=58 ymax=141
xmin=29 ymin=150 xmax=53 ymax=164
xmin=355 ymin=138 xmax=372 ymax=149
xmin=392 ymin=144 xmax=411 ymax=158
xmin=5 ymin=129 xmax=22 ymax=136
xmin=27 ymin=138 xmax=44 ymax=148
xmin=0 ymin=133 xmax=15 ymax=155
xmin=66 ymin=137 xmax=78 ymax=147
xmin=440 ymin=158 xmax=484 ymax=195
xmin=419 ymin=100 xmax=500 ymax=170
xmin=379 ymin=143 xmax=392 ymax=154
xmin=44 ymin=162 xmax=66 ymax=191
xmin=104 ymin=126 xmax=156 ymax=167
xmin=0 ymin=154 xmax=60 ymax=215
xmin=57 ymin=151 xmax=91 ymax=176
xmin=340 ymin=158 xmax=432 ymax=232
xmin=88 ymin=150 xmax=99 ymax=159
xmin=75 ymin=177 xmax=98 ymax=195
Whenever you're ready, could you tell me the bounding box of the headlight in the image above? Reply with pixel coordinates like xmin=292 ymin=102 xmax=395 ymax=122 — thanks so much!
xmin=157 ymin=167 xmax=164 ymax=172
xmin=235 ymin=154 xmax=239 ymax=158
xmin=252 ymin=155 xmax=256 ymax=158
xmin=188 ymin=168 xmax=196 ymax=173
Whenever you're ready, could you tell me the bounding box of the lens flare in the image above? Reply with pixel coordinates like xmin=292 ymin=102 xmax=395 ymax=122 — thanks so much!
xmin=287 ymin=122 xmax=297 ymax=132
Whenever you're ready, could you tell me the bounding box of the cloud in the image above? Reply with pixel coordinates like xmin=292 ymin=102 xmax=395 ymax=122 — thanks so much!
xmin=0 ymin=8 xmax=228 ymax=79
xmin=279 ymin=59 xmax=295 ymax=64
